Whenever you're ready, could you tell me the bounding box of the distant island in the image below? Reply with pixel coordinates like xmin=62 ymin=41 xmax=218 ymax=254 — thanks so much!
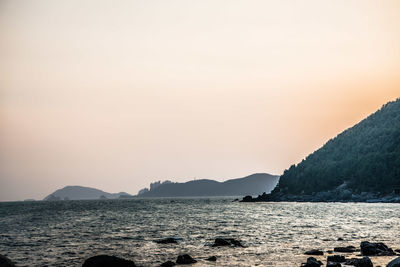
xmin=137 ymin=173 xmax=279 ymax=197
xmin=44 ymin=186 xmax=132 ymax=201
xmin=244 ymin=98 xmax=400 ymax=203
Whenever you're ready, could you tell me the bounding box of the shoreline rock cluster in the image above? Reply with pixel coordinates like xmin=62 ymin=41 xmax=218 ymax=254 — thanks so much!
xmin=240 ymin=191 xmax=400 ymax=203
xmin=301 ymin=241 xmax=399 ymax=267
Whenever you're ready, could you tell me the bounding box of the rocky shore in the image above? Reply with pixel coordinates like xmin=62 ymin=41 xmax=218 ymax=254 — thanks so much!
xmin=240 ymin=191 xmax=400 ymax=203
xmin=1 ymin=239 xmax=399 ymax=266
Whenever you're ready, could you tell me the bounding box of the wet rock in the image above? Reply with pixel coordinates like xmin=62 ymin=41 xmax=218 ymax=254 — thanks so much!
xmin=160 ymin=260 xmax=176 ymax=267
xmin=326 ymin=263 xmax=341 ymax=267
xmin=176 ymin=254 xmax=196 ymax=264
xmin=334 ymin=246 xmax=356 ymax=253
xmin=0 ymin=255 xmax=16 ymax=267
xmin=327 ymin=255 xmax=346 ymax=263
xmin=300 ymin=257 xmax=323 ymax=267
xmin=82 ymin=255 xmax=136 ymax=267
xmin=345 ymin=257 xmax=373 ymax=267
xmin=360 ymin=241 xmax=395 ymax=256
xmin=212 ymin=238 xmax=244 ymax=247
xmin=155 ymin=238 xmax=179 ymax=244
xmin=305 ymin=249 xmax=324 ymax=255
xmin=387 ymin=257 xmax=400 ymax=267
xmin=206 ymin=256 xmax=217 ymax=261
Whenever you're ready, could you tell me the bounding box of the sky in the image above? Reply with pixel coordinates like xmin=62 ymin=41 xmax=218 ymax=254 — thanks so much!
xmin=0 ymin=0 xmax=399 ymax=201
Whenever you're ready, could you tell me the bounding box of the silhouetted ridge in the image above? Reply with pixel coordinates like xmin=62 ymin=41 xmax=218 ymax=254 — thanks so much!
xmin=137 ymin=173 xmax=279 ymax=197
xmin=271 ymin=98 xmax=400 ymax=200
xmin=44 ymin=186 xmax=131 ymax=200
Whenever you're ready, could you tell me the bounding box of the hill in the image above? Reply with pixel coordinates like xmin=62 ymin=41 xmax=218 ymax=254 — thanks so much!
xmin=43 ymin=186 xmax=132 ymax=200
xmin=270 ymin=98 xmax=400 ymax=202
xmin=137 ymin=173 xmax=279 ymax=197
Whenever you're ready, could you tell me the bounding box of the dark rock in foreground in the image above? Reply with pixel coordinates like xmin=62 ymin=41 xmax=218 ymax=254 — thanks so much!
xmin=345 ymin=256 xmax=373 ymax=267
xmin=327 ymin=255 xmax=346 ymax=263
xmin=387 ymin=257 xmax=400 ymax=267
xmin=206 ymin=256 xmax=217 ymax=261
xmin=82 ymin=255 xmax=136 ymax=267
xmin=212 ymin=238 xmax=244 ymax=247
xmin=0 ymin=255 xmax=16 ymax=267
xmin=300 ymin=257 xmax=323 ymax=267
xmin=155 ymin=238 xmax=179 ymax=244
xmin=360 ymin=241 xmax=395 ymax=256
xmin=304 ymin=249 xmax=324 ymax=255
xmin=334 ymin=246 xmax=356 ymax=253
xmin=176 ymin=254 xmax=196 ymax=264
xmin=160 ymin=260 xmax=176 ymax=267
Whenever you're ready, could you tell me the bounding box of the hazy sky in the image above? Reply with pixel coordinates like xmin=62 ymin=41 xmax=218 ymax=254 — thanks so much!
xmin=1 ymin=0 xmax=399 ymax=201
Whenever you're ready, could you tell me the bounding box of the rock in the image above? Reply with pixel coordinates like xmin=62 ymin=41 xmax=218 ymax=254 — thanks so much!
xmin=327 ymin=255 xmax=346 ymax=263
xmin=334 ymin=246 xmax=356 ymax=253
xmin=232 ymin=198 xmax=239 ymax=202
xmin=176 ymin=254 xmax=196 ymax=264
xmin=212 ymin=238 xmax=244 ymax=247
xmin=300 ymin=257 xmax=323 ymax=267
xmin=360 ymin=241 xmax=395 ymax=256
xmin=326 ymin=263 xmax=341 ymax=267
xmin=387 ymin=257 xmax=400 ymax=267
xmin=337 ymin=238 xmax=344 ymax=241
xmin=0 ymin=255 xmax=16 ymax=267
xmin=395 ymin=249 xmax=400 ymax=253
xmin=345 ymin=257 xmax=373 ymax=267
xmin=305 ymin=249 xmax=324 ymax=256
xmin=82 ymin=255 xmax=136 ymax=267
xmin=240 ymin=196 xmax=254 ymax=202
xmin=155 ymin=238 xmax=179 ymax=244
xmin=161 ymin=261 xmax=176 ymax=267
xmin=206 ymin=256 xmax=217 ymax=261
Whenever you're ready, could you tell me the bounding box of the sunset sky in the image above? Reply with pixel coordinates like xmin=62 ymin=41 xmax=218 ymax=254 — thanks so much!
xmin=1 ymin=0 xmax=399 ymax=201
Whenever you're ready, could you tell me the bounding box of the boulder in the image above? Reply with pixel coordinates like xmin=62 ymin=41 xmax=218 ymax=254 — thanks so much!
xmin=334 ymin=246 xmax=356 ymax=253
xmin=300 ymin=257 xmax=323 ymax=267
xmin=206 ymin=256 xmax=217 ymax=261
xmin=240 ymin=196 xmax=254 ymax=202
xmin=361 ymin=241 xmax=395 ymax=256
xmin=160 ymin=261 xmax=176 ymax=267
xmin=345 ymin=257 xmax=373 ymax=267
xmin=212 ymin=238 xmax=244 ymax=247
xmin=155 ymin=238 xmax=179 ymax=244
xmin=327 ymin=255 xmax=346 ymax=263
xmin=387 ymin=257 xmax=400 ymax=267
xmin=176 ymin=254 xmax=196 ymax=264
xmin=0 ymin=255 xmax=16 ymax=267
xmin=82 ymin=255 xmax=136 ymax=267
xmin=326 ymin=263 xmax=341 ymax=267
xmin=305 ymin=249 xmax=324 ymax=256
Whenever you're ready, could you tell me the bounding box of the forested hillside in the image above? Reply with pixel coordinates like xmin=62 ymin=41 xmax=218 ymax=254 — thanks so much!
xmin=273 ymin=98 xmax=400 ymax=197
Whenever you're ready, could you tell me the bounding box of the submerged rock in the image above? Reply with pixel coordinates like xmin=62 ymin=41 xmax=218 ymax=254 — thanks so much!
xmin=360 ymin=241 xmax=395 ymax=256
xmin=334 ymin=246 xmax=356 ymax=253
xmin=387 ymin=257 xmax=400 ymax=267
xmin=0 ymin=255 xmax=16 ymax=267
xmin=300 ymin=257 xmax=323 ymax=267
xmin=155 ymin=238 xmax=179 ymax=244
xmin=160 ymin=260 xmax=176 ymax=267
xmin=82 ymin=255 xmax=136 ymax=267
xmin=305 ymin=249 xmax=324 ymax=255
xmin=212 ymin=238 xmax=244 ymax=247
xmin=345 ymin=257 xmax=373 ymax=267
xmin=176 ymin=254 xmax=196 ymax=264
xmin=206 ymin=256 xmax=217 ymax=261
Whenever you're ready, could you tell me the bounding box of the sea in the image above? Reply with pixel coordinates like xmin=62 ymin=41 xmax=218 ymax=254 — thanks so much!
xmin=0 ymin=198 xmax=399 ymax=267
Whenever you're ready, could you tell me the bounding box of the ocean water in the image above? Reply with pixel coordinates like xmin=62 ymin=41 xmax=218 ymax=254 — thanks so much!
xmin=0 ymin=198 xmax=399 ymax=267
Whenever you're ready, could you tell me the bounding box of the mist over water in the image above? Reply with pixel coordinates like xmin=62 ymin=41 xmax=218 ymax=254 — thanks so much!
xmin=1 ymin=199 xmax=399 ymax=266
